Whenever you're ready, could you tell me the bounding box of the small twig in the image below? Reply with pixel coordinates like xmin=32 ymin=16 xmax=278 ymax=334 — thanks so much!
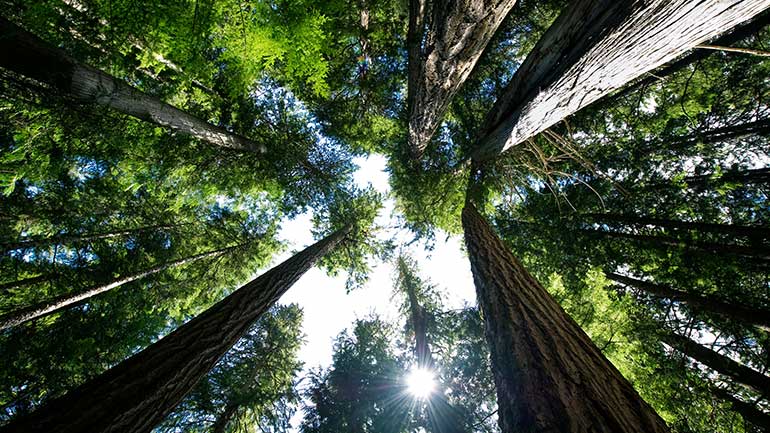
xmin=697 ymin=44 xmax=770 ymax=57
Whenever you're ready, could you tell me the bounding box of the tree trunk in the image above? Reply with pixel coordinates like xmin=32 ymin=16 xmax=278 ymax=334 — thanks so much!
xmin=606 ymin=272 xmax=770 ymax=332
xmin=712 ymin=388 xmax=770 ymax=430
xmin=0 ymin=274 xmax=52 ymax=294
xmin=0 ymin=227 xmax=348 ymax=433
xmin=0 ymin=18 xmax=265 ymax=153
xmin=614 ymin=9 xmax=770 ymax=100
xmin=666 ymin=117 xmax=770 ymax=149
xmin=406 ymin=0 xmax=518 ymax=160
xmin=0 ymin=244 xmax=238 ymax=330
xmin=683 ymin=167 xmax=770 ymax=189
xmin=662 ymin=332 xmax=770 ymax=394
xmin=470 ymin=0 xmax=770 ymax=163
xmin=584 ymin=213 xmax=770 ymax=240
xmin=210 ymin=402 xmax=238 ymax=433
xmin=0 ymin=223 xmax=180 ymax=255
xmin=461 ymin=203 xmax=669 ymax=433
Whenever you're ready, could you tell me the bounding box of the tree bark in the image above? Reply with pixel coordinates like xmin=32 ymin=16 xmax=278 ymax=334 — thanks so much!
xmin=584 ymin=213 xmax=770 ymax=240
xmin=712 ymin=388 xmax=770 ymax=430
xmin=0 ymin=18 xmax=265 ymax=153
xmin=470 ymin=0 xmax=770 ymax=163
xmin=606 ymin=272 xmax=770 ymax=332
xmin=662 ymin=332 xmax=770 ymax=394
xmin=210 ymin=402 xmax=238 ymax=433
xmin=613 ymin=9 xmax=770 ymax=100
xmin=406 ymin=0 xmax=518 ymax=160
xmin=0 ymin=223 xmax=180 ymax=255
xmin=0 ymin=244 xmax=238 ymax=331
xmin=462 ymin=203 xmax=669 ymax=433
xmin=0 ymin=227 xmax=348 ymax=433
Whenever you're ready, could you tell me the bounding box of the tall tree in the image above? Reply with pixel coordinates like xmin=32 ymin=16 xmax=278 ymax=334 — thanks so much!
xmin=470 ymin=0 xmax=770 ymax=162
xmin=0 ymin=17 xmax=266 ymax=153
xmin=406 ymin=0 xmax=518 ymax=159
xmin=462 ymin=202 xmax=670 ymax=432
xmin=0 ymin=225 xmax=349 ymax=433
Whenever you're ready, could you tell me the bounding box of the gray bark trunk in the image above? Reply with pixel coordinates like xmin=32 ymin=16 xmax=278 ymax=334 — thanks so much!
xmin=0 ymin=227 xmax=348 ymax=433
xmin=0 ymin=18 xmax=264 ymax=153
xmin=0 ymin=245 xmax=238 ymax=331
xmin=471 ymin=0 xmax=770 ymax=163
xmin=462 ymin=203 xmax=669 ymax=432
xmin=407 ymin=0 xmax=518 ymax=159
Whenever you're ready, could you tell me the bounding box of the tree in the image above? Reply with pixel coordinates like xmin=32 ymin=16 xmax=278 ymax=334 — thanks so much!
xmin=462 ymin=202 xmax=670 ymax=432
xmin=470 ymin=0 xmax=770 ymax=162
xmin=0 ymin=225 xmax=349 ymax=433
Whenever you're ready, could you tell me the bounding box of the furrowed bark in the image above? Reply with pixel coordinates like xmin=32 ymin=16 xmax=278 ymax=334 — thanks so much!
xmin=0 ymin=244 xmax=239 ymax=331
xmin=471 ymin=0 xmax=770 ymax=163
xmin=584 ymin=214 xmax=770 ymax=240
xmin=0 ymin=227 xmax=348 ymax=433
xmin=0 ymin=224 xmax=180 ymax=255
xmin=712 ymin=388 xmax=770 ymax=430
xmin=407 ymin=0 xmax=518 ymax=160
xmin=662 ymin=332 xmax=770 ymax=394
xmin=462 ymin=203 xmax=669 ymax=433
xmin=0 ymin=17 xmax=265 ymax=153
xmin=606 ymin=272 xmax=770 ymax=332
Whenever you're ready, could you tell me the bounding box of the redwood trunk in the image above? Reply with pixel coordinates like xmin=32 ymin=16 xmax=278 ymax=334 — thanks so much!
xmin=462 ymin=203 xmax=669 ymax=432
xmin=584 ymin=214 xmax=770 ymax=240
xmin=0 ymin=227 xmax=347 ymax=433
xmin=606 ymin=272 xmax=770 ymax=332
xmin=662 ymin=332 xmax=770 ymax=394
xmin=0 ymin=18 xmax=264 ymax=153
xmin=712 ymin=388 xmax=770 ymax=430
xmin=210 ymin=403 xmax=238 ymax=433
xmin=407 ymin=0 xmax=518 ymax=159
xmin=0 ymin=244 xmax=239 ymax=331
xmin=0 ymin=224 xmax=179 ymax=254
xmin=471 ymin=0 xmax=770 ymax=162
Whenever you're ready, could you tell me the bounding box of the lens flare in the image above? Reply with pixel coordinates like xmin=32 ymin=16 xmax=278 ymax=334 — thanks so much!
xmin=406 ymin=367 xmax=435 ymax=399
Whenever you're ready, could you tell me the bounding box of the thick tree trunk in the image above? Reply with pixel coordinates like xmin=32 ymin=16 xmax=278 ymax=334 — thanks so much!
xmin=406 ymin=0 xmax=518 ymax=159
xmin=606 ymin=272 xmax=770 ymax=332
xmin=0 ymin=244 xmax=238 ymax=330
xmin=0 ymin=18 xmax=264 ymax=153
xmin=662 ymin=332 xmax=770 ymax=394
xmin=470 ymin=0 xmax=770 ymax=163
xmin=0 ymin=227 xmax=348 ymax=433
xmin=712 ymin=388 xmax=770 ymax=430
xmin=0 ymin=223 xmax=179 ymax=255
xmin=584 ymin=213 xmax=770 ymax=240
xmin=614 ymin=9 xmax=770 ymax=100
xmin=461 ymin=203 xmax=669 ymax=432
xmin=580 ymin=227 xmax=770 ymax=263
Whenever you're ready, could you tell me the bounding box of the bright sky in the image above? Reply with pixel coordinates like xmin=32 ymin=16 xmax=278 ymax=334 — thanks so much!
xmin=273 ymin=154 xmax=477 ymax=429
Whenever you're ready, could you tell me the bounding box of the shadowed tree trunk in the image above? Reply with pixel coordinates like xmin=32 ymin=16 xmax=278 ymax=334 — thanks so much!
xmin=462 ymin=203 xmax=669 ymax=432
xmin=0 ymin=17 xmax=265 ymax=153
xmin=712 ymin=388 xmax=770 ymax=430
xmin=470 ymin=0 xmax=770 ymax=163
xmin=0 ymin=274 xmax=53 ymax=294
xmin=0 ymin=226 xmax=348 ymax=433
xmin=584 ymin=213 xmax=770 ymax=240
xmin=662 ymin=332 xmax=770 ymax=394
xmin=606 ymin=272 xmax=770 ymax=332
xmin=210 ymin=403 xmax=238 ymax=433
xmin=406 ymin=0 xmax=518 ymax=160
xmin=0 ymin=223 xmax=180 ymax=255
xmin=397 ymin=257 xmax=469 ymax=433
xmin=0 ymin=243 xmax=241 ymax=331
xmin=683 ymin=167 xmax=770 ymax=189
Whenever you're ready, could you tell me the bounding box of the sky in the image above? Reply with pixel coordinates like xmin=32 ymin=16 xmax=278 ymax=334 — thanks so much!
xmin=272 ymin=154 xmax=477 ymax=428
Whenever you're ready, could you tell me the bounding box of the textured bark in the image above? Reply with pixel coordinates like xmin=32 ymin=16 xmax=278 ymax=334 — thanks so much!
xmin=614 ymin=9 xmax=770 ymax=100
xmin=0 ymin=227 xmax=347 ymax=433
xmin=462 ymin=203 xmax=669 ymax=433
xmin=0 ymin=224 xmax=179 ymax=255
xmin=662 ymin=332 xmax=770 ymax=394
xmin=0 ymin=18 xmax=264 ymax=153
xmin=471 ymin=0 xmax=770 ymax=163
xmin=406 ymin=0 xmax=518 ymax=159
xmin=580 ymin=227 xmax=770 ymax=263
xmin=606 ymin=272 xmax=770 ymax=332
xmin=0 ymin=245 xmax=238 ymax=331
xmin=584 ymin=213 xmax=770 ymax=240
xmin=712 ymin=388 xmax=770 ymax=430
